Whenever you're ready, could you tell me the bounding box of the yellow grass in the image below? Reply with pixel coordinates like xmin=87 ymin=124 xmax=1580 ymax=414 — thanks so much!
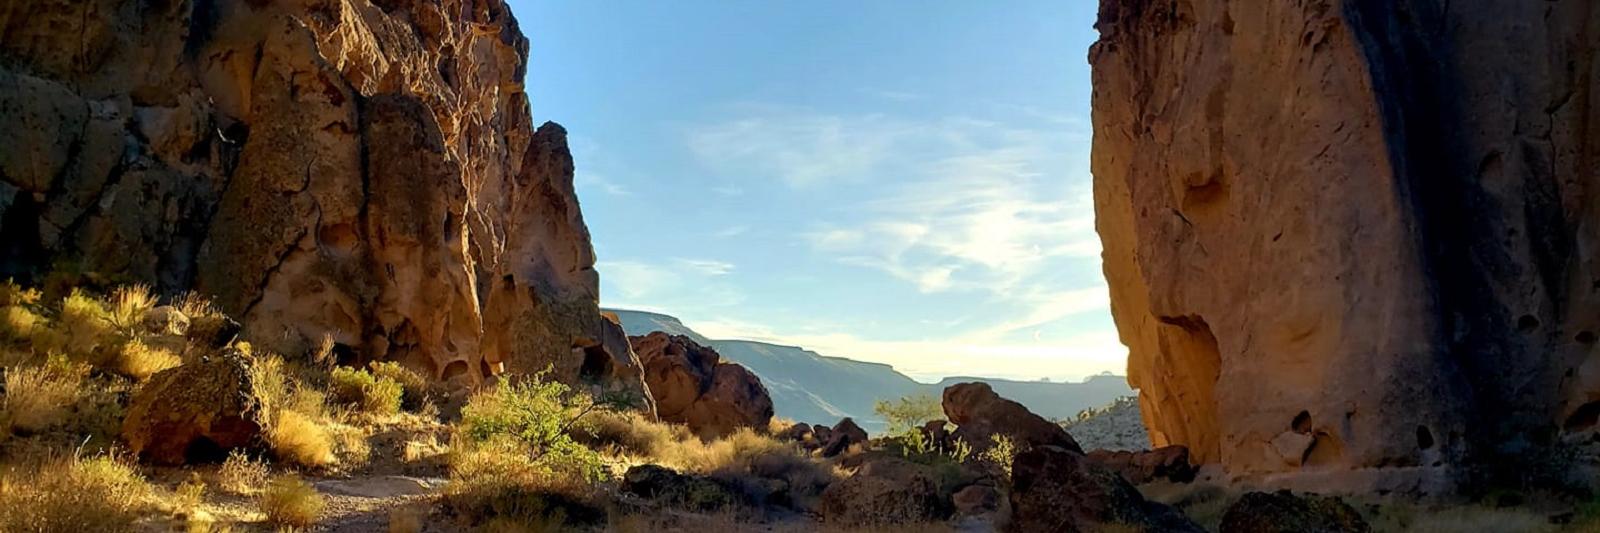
xmin=0 ymin=453 xmax=158 ymax=531
xmin=107 ymin=284 xmax=155 ymax=332
xmin=260 ymin=475 xmax=325 ymax=528
xmin=218 ymin=450 xmax=269 ymax=495
xmin=1 ymin=365 xmax=82 ymax=434
xmin=109 ymin=336 xmax=182 ymax=380
xmin=267 ymin=409 xmax=336 ymax=467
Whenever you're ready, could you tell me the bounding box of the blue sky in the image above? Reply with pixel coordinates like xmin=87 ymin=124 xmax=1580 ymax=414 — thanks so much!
xmin=517 ymin=1 xmax=1118 ymax=382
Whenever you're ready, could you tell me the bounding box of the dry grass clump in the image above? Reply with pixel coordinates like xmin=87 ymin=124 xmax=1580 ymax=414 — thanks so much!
xmin=57 ymin=289 xmax=112 ymax=357
xmin=1 ymin=363 xmax=83 ymax=435
xmin=108 ymin=336 xmax=182 ymax=380
xmin=570 ymin=408 xmax=692 ymax=458
xmin=268 ymin=409 xmax=337 ymax=468
xmin=0 ymin=453 xmax=158 ymax=531
xmin=656 ymin=428 xmax=840 ymax=508
xmin=174 ymin=291 xmax=229 ymax=346
xmin=443 ymin=437 xmax=608 ymax=531
xmin=260 ymin=474 xmax=325 ymax=528
xmin=218 ymin=449 xmax=270 ymax=495
xmin=330 ymin=365 xmax=403 ymax=416
xmin=106 ymin=284 xmax=156 ymax=332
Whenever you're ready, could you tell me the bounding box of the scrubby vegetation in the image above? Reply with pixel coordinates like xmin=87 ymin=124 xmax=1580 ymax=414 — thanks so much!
xmin=261 ymin=474 xmax=326 ymax=528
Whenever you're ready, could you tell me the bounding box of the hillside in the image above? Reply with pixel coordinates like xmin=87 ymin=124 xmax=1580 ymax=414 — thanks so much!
xmin=608 ymin=309 xmax=1133 ymax=430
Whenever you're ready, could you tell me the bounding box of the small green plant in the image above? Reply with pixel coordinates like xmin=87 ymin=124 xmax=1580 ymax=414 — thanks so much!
xmin=458 ymin=371 xmax=616 ymax=482
xmin=329 ymin=366 xmax=403 ymax=415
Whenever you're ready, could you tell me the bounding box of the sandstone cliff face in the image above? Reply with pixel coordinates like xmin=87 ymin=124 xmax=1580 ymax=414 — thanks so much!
xmin=1092 ymin=0 xmax=1600 ymax=487
xmin=0 ymin=0 xmax=647 ymax=396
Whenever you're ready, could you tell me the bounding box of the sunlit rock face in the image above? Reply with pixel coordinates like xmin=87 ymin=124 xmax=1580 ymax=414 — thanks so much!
xmin=0 ymin=0 xmax=648 ymax=397
xmin=1091 ymin=0 xmax=1600 ymax=490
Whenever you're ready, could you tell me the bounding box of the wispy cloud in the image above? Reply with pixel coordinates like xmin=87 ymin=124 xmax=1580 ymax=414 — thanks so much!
xmin=675 ymin=258 xmax=735 ymax=276
xmin=712 ymin=225 xmax=749 ymax=238
xmin=672 ymin=104 xmax=1115 ymax=379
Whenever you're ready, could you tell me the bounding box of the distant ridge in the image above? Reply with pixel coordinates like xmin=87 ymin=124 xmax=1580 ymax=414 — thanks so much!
xmin=607 ymin=308 xmax=1134 ymax=431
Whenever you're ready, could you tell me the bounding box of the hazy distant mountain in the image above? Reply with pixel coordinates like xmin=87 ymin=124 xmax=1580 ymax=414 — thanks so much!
xmin=607 ymin=309 xmax=1134 ymax=432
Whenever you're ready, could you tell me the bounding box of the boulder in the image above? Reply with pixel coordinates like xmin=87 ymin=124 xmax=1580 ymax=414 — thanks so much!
xmin=1092 ymin=0 xmax=1600 ymax=484
xmin=1007 ymin=445 xmax=1202 ymax=533
xmin=1218 ymin=491 xmax=1370 ymax=533
xmin=821 ymin=417 xmax=869 ymax=458
xmin=121 ymin=349 xmax=261 ymax=464
xmin=629 ymin=332 xmax=773 ymax=438
xmin=0 ymin=0 xmax=638 ymax=395
xmin=952 ymin=484 xmax=1000 ymax=517
xmin=1087 ymin=445 xmax=1196 ymax=484
xmin=820 ymin=456 xmax=948 ymax=526
xmin=620 ymin=464 xmax=742 ymax=512
xmin=943 ymin=382 xmax=1081 ymax=453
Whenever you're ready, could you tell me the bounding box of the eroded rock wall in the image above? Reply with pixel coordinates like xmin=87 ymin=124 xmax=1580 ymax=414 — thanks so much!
xmin=1092 ymin=0 xmax=1600 ymax=487
xmin=0 ymin=0 xmax=648 ymax=398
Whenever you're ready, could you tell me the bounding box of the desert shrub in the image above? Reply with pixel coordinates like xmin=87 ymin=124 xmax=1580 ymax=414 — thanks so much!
xmin=660 ymin=428 xmax=839 ymax=507
xmin=0 ymin=304 xmax=44 ymax=345
xmin=260 ymin=474 xmax=325 ymax=528
xmin=267 ymin=409 xmax=336 ymax=467
xmin=330 ymin=366 xmax=403 ymax=416
xmin=172 ymin=474 xmax=207 ymax=515
xmin=1 ymin=364 xmax=83 ymax=435
xmin=369 ymin=361 xmax=430 ymax=410
xmin=0 ymin=453 xmax=158 ymax=531
xmin=107 ymin=336 xmax=181 ymax=380
xmin=979 ymin=434 xmax=1018 ymax=482
xmin=443 ymin=436 xmax=607 ymax=530
xmin=173 ymin=291 xmax=228 ymax=346
xmin=57 ymin=290 xmax=111 ymax=358
xmin=106 ymin=284 xmax=155 ymax=333
xmin=873 ymin=394 xmax=942 ymax=435
xmin=458 ymin=374 xmax=612 ymax=481
xmin=570 ymin=408 xmax=691 ymax=458
xmin=218 ymin=449 xmax=269 ymax=495
xmin=0 ymin=279 xmax=42 ymax=307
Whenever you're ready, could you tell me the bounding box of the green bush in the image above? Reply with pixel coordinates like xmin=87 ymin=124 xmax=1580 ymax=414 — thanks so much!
xmin=329 ymin=366 xmax=402 ymax=415
xmin=459 ymin=374 xmax=608 ymax=483
xmin=873 ymin=394 xmax=942 ymax=435
xmin=368 ymin=361 xmax=429 ymax=410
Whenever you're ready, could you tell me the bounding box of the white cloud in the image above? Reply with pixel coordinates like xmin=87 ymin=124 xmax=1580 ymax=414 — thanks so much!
xmin=712 ymin=225 xmax=749 ymax=238
xmin=596 ymin=260 xmax=678 ymax=300
xmin=675 ymin=258 xmax=735 ymax=276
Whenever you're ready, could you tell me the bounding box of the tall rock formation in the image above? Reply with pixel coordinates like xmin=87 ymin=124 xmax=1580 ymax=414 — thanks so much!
xmin=0 ymin=0 xmax=648 ymax=398
xmin=1092 ymin=0 xmax=1600 ymax=490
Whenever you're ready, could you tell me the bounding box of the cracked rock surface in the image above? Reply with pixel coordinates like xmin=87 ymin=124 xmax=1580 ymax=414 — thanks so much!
xmin=0 ymin=0 xmax=649 ymax=401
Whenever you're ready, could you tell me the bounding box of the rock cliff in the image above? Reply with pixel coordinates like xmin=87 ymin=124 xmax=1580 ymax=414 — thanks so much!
xmin=0 ymin=0 xmax=647 ymax=396
xmin=1092 ymin=0 xmax=1600 ymax=489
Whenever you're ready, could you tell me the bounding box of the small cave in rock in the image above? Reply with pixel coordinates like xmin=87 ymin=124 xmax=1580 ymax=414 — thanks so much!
xmin=0 ymin=191 xmax=45 ymax=284
xmin=1292 ymin=410 xmax=1312 ymax=434
xmin=1578 ymin=331 xmax=1597 ymax=345
xmin=183 ymin=437 xmax=229 ymax=464
xmin=578 ymin=344 xmax=614 ymax=383
xmin=330 ymin=342 xmax=359 ymax=367
xmin=1518 ymin=314 xmax=1541 ymax=332
xmin=1416 ymin=425 xmax=1434 ymax=450
xmin=1565 ymin=401 xmax=1600 ymax=432
xmin=441 ymin=360 xmax=469 ymax=382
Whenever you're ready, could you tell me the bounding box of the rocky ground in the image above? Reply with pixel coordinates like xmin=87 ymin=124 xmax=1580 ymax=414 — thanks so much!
xmin=1062 ymin=396 xmax=1150 ymax=452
